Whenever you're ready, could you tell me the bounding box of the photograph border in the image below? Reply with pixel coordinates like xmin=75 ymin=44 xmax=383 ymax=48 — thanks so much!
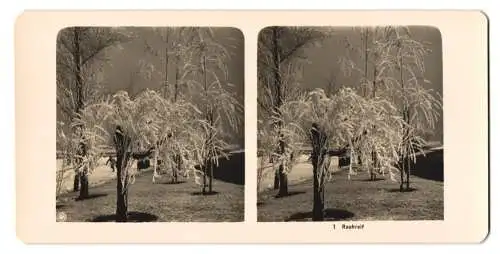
xmin=15 ymin=10 xmax=488 ymax=244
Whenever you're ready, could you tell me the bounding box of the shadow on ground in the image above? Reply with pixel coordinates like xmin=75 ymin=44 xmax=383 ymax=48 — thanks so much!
xmin=75 ymin=193 xmax=108 ymax=201
xmin=90 ymin=211 xmax=159 ymax=222
xmin=386 ymin=187 xmax=418 ymax=193
xmin=356 ymin=178 xmax=385 ymax=182
xmin=160 ymin=180 xmax=187 ymax=185
xmin=285 ymin=208 xmax=355 ymax=222
xmin=191 ymin=191 xmax=220 ymax=196
xmin=410 ymin=149 xmax=443 ymax=182
xmin=275 ymin=191 xmax=307 ymax=199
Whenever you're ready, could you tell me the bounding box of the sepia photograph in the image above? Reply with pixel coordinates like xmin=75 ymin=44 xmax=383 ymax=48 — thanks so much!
xmin=55 ymin=26 xmax=245 ymax=222
xmin=257 ymin=26 xmax=444 ymax=222
xmin=15 ymin=10 xmax=487 ymax=243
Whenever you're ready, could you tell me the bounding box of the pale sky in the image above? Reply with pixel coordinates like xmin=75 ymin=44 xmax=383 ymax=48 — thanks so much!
xmin=57 ymin=26 xmax=443 ymax=149
xmin=57 ymin=27 xmax=245 ymax=148
xmin=286 ymin=26 xmax=443 ymax=143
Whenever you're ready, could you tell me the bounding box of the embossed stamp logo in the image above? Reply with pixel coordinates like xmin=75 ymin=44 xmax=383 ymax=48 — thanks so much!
xmin=56 ymin=211 xmax=67 ymax=222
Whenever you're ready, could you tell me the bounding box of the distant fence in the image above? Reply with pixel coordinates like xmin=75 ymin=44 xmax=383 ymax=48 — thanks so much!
xmin=211 ymin=150 xmax=245 ymax=185
xmin=191 ymin=150 xmax=245 ymax=185
xmin=56 ymin=150 xmax=115 ymax=159
xmin=56 ymin=145 xmax=241 ymax=160
xmin=58 ymin=147 xmax=245 ymax=185
xmin=409 ymin=148 xmax=444 ymax=182
xmin=257 ymin=144 xmax=443 ymax=177
xmin=257 ymin=147 xmax=350 ymax=168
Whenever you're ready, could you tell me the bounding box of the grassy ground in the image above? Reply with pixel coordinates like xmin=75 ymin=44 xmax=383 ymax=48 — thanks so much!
xmin=56 ymin=170 xmax=244 ymax=222
xmin=257 ymin=169 xmax=444 ymax=222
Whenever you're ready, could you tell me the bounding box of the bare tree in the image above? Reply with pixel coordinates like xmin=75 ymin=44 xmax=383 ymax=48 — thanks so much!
xmin=56 ymin=27 xmax=132 ymax=199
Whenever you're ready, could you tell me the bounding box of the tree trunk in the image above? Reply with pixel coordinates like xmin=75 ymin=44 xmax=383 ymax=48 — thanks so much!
xmin=273 ymin=172 xmax=279 ymax=189
xmin=201 ymin=51 xmax=209 ymax=195
xmin=116 ymin=172 xmax=128 ymax=222
xmin=72 ymin=27 xmax=84 ymax=194
xmin=73 ymin=173 xmax=80 ymax=192
xmin=164 ymin=29 xmax=169 ymax=98
xmin=277 ymin=137 xmax=288 ymax=196
xmin=172 ymin=155 xmax=179 ymax=183
xmin=362 ymin=29 xmax=369 ymax=97
xmin=152 ymin=147 xmax=158 ymax=183
xmin=400 ymin=157 xmax=406 ymax=192
xmin=348 ymin=144 xmax=354 ymax=180
xmin=209 ymin=160 xmax=214 ymax=193
xmin=174 ymin=156 xmax=180 ymax=183
xmin=115 ymin=126 xmax=130 ymax=222
xmin=406 ymin=155 xmax=411 ymax=190
xmin=404 ymin=107 xmax=412 ymax=191
xmin=77 ymin=143 xmax=89 ymax=199
xmin=271 ymin=27 xmax=289 ymax=197
xmin=174 ymin=54 xmax=179 ymax=102
xmin=275 ymin=145 xmax=287 ymax=195
xmin=370 ymin=150 xmax=376 ymax=181
xmin=116 ymin=152 xmax=128 ymax=222
xmin=202 ymin=163 xmax=207 ymax=194
xmin=371 ymin=66 xmax=378 ymax=182
xmin=164 ymin=50 xmax=169 ymax=98
xmin=311 ymin=123 xmax=326 ymax=221
xmin=312 ymin=173 xmax=325 ymax=221
xmin=79 ymin=172 xmax=89 ymax=199
xmin=277 ymin=165 xmax=288 ymax=197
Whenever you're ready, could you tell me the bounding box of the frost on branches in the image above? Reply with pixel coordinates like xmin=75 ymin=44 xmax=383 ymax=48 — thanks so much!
xmin=339 ymin=26 xmax=442 ymax=190
xmin=179 ymin=28 xmax=243 ymax=194
xmin=274 ymin=87 xmax=406 ymax=220
xmin=74 ymin=89 xmax=199 ymax=221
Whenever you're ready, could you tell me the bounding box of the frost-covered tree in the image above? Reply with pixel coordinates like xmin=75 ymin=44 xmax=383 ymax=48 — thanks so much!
xmin=145 ymin=92 xmax=205 ymax=185
xmin=56 ymin=121 xmax=86 ymax=198
xmin=142 ymin=27 xmax=195 ymax=101
xmin=374 ymin=26 xmax=442 ymax=191
xmin=141 ymin=27 xmax=190 ymax=183
xmin=339 ymin=26 xmax=442 ymax=189
xmin=56 ymin=27 xmax=133 ymax=197
xmin=180 ymin=28 xmax=243 ymax=194
xmin=277 ymin=87 xmax=404 ymax=220
xmin=74 ymin=90 xmax=164 ymax=222
xmin=258 ymin=26 xmax=330 ymax=196
xmin=338 ymin=26 xmax=395 ymax=180
xmin=141 ymin=27 xmax=204 ymax=183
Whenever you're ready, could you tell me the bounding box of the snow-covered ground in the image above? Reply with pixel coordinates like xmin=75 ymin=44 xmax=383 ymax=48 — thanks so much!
xmin=55 ymin=147 xmax=243 ymax=195
xmin=56 ymin=157 xmax=140 ymax=195
xmin=257 ymin=154 xmax=342 ymax=192
xmin=257 ymin=144 xmax=444 ymax=193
